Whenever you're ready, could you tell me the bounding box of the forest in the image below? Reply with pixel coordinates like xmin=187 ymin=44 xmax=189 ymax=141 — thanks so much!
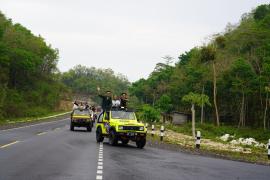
xmin=129 ymin=4 xmax=270 ymax=129
xmin=0 ymin=11 xmax=65 ymax=118
xmin=0 ymin=12 xmax=129 ymax=120
xmin=61 ymin=65 xmax=130 ymax=102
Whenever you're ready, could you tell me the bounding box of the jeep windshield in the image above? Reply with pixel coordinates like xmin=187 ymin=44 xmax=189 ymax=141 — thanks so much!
xmin=111 ymin=111 xmax=136 ymax=120
xmin=73 ymin=109 xmax=90 ymax=116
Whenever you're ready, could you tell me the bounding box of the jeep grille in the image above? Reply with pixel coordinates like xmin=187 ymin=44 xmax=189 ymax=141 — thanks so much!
xmin=123 ymin=126 xmax=140 ymax=131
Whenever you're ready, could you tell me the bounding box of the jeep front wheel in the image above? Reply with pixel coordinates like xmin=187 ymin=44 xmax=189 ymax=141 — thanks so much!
xmin=121 ymin=139 xmax=129 ymax=145
xmin=96 ymin=127 xmax=104 ymax=142
xmin=70 ymin=121 xmax=74 ymax=131
xmin=109 ymin=129 xmax=118 ymax=146
xmin=136 ymin=138 xmax=146 ymax=149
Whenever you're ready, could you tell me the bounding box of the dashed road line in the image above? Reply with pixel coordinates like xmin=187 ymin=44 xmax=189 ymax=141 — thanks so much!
xmin=96 ymin=142 xmax=103 ymax=180
xmin=0 ymin=118 xmax=69 ymax=133
xmin=0 ymin=141 xmax=20 ymax=149
xmin=37 ymin=132 xmax=47 ymax=136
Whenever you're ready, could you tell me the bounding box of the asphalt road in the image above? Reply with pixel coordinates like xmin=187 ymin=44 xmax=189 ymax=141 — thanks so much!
xmin=0 ymin=118 xmax=269 ymax=180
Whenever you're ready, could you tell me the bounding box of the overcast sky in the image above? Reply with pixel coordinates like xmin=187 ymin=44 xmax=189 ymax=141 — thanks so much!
xmin=0 ymin=0 xmax=269 ymax=82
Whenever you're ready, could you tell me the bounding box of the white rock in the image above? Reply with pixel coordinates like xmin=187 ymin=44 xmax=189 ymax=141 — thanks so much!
xmin=220 ymin=134 xmax=231 ymax=142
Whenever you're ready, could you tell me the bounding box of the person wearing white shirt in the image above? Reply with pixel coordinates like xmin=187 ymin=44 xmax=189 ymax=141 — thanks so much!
xmin=112 ymin=95 xmax=120 ymax=107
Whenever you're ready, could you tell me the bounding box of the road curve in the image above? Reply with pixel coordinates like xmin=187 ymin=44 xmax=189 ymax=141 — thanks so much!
xmin=0 ymin=118 xmax=269 ymax=180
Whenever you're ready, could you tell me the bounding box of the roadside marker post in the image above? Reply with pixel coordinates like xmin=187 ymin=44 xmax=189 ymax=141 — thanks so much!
xmin=268 ymin=139 xmax=270 ymax=160
xmin=145 ymin=123 xmax=148 ymax=132
xmin=160 ymin=125 xmax=165 ymax=141
xmin=195 ymin=131 xmax=201 ymax=149
xmin=151 ymin=125 xmax=155 ymax=137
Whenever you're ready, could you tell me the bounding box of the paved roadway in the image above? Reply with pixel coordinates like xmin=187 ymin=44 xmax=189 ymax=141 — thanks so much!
xmin=0 ymin=117 xmax=269 ymax=180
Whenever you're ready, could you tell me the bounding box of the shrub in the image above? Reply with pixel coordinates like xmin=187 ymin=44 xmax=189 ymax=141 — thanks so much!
xmin=139 ymin=104 xmax=160 ymax=123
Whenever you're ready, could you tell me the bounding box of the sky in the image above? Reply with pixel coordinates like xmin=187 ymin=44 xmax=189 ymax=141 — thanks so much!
xmin=0 ymin=0 xmax=269 ymax=82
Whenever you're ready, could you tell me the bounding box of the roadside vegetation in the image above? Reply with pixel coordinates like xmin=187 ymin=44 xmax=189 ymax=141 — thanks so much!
xmin=0 ymin=12 xmax=68 ymax=120
xmin=130 ymin=4 xmax=270 ymax=133
xmin=0 ymin=12 xmax=129 ymax=123
xmin=130 ymin=4 xmax=270 ymax=163
xmin=148 ymin=124 xmax=269 ymax=164
xmin=61 ymin=65 xmax=129 ymax=103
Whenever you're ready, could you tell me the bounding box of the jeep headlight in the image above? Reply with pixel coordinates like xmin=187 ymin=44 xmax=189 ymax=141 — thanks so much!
xmin=118 ymin=126 xmax=123 ymax=130
xmin=139 ymin=126 xmax=144 ymax=131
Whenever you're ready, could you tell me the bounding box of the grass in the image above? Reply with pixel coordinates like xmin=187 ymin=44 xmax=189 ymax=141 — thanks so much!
xmin=144 ymin=122 xmax=270 ymax=164
xmin=147 ymin=131 xmax=270 ymax=165
xmin=165 ymin=122 xmax=270 ymax=144
xmin=0 ymin=110 xmax=70 ymax=126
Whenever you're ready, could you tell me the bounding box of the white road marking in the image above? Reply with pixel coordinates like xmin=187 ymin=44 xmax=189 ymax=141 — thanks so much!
xmin=0 ymin=141 xmax=20 ymax=148
xmin=0 ymin=118 xmax=69 ymax=133
xmin=96 ymin=175 xmax=103 ymax=180
xmin=37 ymin=132 xmax=47 ymax=136
xmin=96 ymin=142 xmax=103 ymax=180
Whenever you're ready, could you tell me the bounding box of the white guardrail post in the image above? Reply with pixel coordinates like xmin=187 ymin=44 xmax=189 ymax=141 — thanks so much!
xmin=151 ymin=125 xmax=155 ymax=137
xmin=196 ymin=131 xmax=201 ymax=149
xmin=160 ymin=125 xmax=165 ymax=141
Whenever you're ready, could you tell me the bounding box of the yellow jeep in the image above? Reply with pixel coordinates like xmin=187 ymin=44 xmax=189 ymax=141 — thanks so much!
xmin=70 ymin=109 xmax=93 ymax=132
xmin=96 ymin=109 xmax=147 ymax=148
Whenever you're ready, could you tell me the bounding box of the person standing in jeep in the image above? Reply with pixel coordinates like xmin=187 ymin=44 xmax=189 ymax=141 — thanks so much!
xmin=97 ymin=87 xmax=112 ymax=119
xmin=120 ymin=92 xmax=128 ymax=109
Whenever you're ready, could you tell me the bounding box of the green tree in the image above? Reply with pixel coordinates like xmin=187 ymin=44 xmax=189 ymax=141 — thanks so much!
xmin=156 ymin=94 xmax=173 ymax=113
xmin=200 ymin=45 xmax=220 ymax=126
xmin=226 ymin=58 xmax=256 ymax=127
xmin=140 ymin=104 xmax=160 ymax=123
xmin=182 ymin=92 xmax=211 ymax=137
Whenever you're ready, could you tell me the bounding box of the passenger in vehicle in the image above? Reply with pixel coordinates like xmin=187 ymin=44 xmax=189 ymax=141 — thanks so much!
xmin=85 ymin=102 xmax=90 ymax=110
xmin=120 ymin=93 xmax=128 ymax=108
xmin=112 ymin=95 xmax=121 ymax=108
xmin=97 ymin=87 xmax=112 ymax=119
xmin=73 ymin=101 xmax=79 ymax=110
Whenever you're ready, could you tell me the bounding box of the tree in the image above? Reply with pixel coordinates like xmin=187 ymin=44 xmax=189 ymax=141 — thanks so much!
xmin=263 ymin=86 xmax=270 ymax=130
xmin=156 ymin=94 xmax=173 ymax=122
xmin=200 ymin=46 xmax=220 ymax=126
xmin=0 ymin=11 xmax=66 ymax=119
xmin=156 ymin=94 xmax=173 ymax=113
xmin=254 ymin=4 xmax=270 ymax=20
xmin=140 ymin=104 xmax=160 ymax=123
xmin=182 ymin=92 xmax=211 ymax=138
xmin=226 ymin=58 xmax=256 ymax=127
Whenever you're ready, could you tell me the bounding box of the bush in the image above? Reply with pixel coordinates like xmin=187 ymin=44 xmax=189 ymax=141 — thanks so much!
xmin=24 ymin=107 xmax=49 ymax=117
xmin=139 ymin=104 xmax=160 ymax=123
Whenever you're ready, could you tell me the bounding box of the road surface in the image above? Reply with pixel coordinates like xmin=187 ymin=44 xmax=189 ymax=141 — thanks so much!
xmin=0 ymin=117 xmax=269 ymax=180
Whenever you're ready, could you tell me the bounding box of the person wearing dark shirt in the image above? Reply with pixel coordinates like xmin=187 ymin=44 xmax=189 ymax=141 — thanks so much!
xmin=97 ymin=87 xmax=112 ymax=119
xmin=120 ymin=93 xmax=128 ymax=109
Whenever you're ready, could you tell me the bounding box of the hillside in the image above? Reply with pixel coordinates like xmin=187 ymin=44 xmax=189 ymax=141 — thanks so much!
xmin=130 ymin=4 xmax=270 ymax=129
xmin=61 ymin=65 xmax=130 ymax=103
xmin=0 ymin=12 xmax=67 ymax=119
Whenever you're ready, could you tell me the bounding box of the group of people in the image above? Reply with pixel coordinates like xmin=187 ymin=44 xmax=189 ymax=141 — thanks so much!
xmin=71 ymin=87 xmax=128 ymax=120
xmin=97 ymin=87 xmax=128 ymax=116
xmin=72 ymin=101 xmax=97 ymax=119
xmin=73 ymin=101 xmax=95 ymax=111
